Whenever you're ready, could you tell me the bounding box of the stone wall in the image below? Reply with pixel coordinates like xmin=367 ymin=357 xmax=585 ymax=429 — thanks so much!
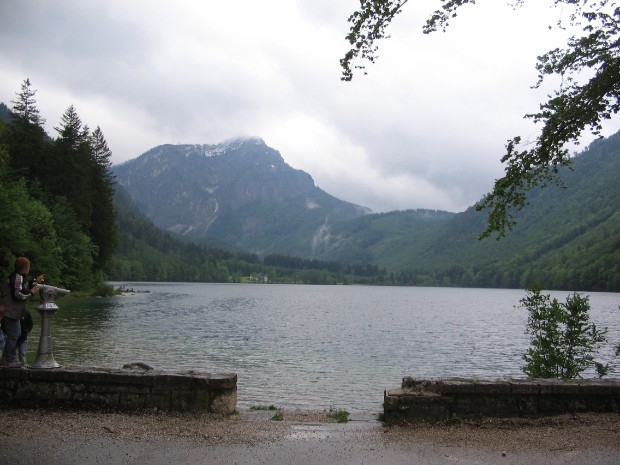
xmin=384 ymin=377 xmax=620 ymax=423
xmin=0 ymin=365 xmax=237 ymax=414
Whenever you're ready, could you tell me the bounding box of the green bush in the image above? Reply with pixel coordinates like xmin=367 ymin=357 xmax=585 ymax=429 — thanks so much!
xmin=521 ymin=286 xmax=608 ymax=379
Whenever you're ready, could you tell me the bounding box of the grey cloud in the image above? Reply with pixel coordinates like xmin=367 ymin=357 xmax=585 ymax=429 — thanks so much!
xmin=0 ymin=0 xmax=616 ymax=215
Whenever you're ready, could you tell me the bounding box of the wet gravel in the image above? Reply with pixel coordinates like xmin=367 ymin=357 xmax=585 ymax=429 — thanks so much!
xmin=1 ymin=408 xmax=619 ymax=465
xmin=382 ymin=413 xmax=620 ymax=452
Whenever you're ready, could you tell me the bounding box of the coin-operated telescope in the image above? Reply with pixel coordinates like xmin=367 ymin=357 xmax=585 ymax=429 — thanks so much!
xmin=30 ymin=284 xmax=70 ymax=369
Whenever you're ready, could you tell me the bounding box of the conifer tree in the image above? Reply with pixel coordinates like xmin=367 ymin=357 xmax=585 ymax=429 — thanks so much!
xmin=89 ymin=126 xmax=117 ymax=271
xmin=2 ymin=81 xmax=118 ymax=288
xmin=53 ymin=105 xmax=95 ymax=230
xmin=10 ymin=78 xmax=44 ymax=127
xmin=8 ymin=78 xmax=49 ymax=180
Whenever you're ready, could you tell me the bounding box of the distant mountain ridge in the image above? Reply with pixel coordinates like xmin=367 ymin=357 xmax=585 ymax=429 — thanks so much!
xmin=113 ymin=131 xmax=620 ymax=291
xmin=320 ymin=131 xmax=620 ymax=290
xmin=113 ymin=137 xmax=370 ymax=256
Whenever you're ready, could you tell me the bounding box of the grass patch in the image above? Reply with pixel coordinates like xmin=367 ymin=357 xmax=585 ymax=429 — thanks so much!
xmin=250 ymin=405 xmax=279 ymax=411
xmin=327 ymin=408 xmax=350 ymax=423
xmin=271 ymin=411 xmax=284 ymax=421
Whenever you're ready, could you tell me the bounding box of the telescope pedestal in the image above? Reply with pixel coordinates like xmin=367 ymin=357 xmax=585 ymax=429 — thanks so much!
xmin=29 ymin=284 xmax=70 ymax=369
xmin=30 ymin=302 xmax=61 ymax=369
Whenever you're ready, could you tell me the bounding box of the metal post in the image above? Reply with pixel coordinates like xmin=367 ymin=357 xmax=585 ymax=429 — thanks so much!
xmin=29 ymin=284 xmax=70 ymax=369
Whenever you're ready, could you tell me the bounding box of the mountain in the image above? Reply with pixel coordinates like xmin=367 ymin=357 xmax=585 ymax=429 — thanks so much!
xmin=113 ymin=132 xmax=620 ymax=291
xmin=318 ymin=131 xmax=620 ymax=290
xmin=113 ymin=137 xmax=370 ymax=256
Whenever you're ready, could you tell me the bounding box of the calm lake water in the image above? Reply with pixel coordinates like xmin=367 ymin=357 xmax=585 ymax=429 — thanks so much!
xmin=28 ymin=283 xmax=620 ymax=416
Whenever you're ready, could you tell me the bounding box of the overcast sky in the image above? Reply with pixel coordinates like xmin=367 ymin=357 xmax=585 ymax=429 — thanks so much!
xmin=1 ymin=0 xmax=618 ymax=213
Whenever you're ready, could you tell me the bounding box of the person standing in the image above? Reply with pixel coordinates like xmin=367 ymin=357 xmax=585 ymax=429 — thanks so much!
xmin=16 ymin=309 xmax=34 ymax=367
xmin=1 ymin=257 xmax=43 ymax=367
xmin=1 ymin=308 xmax=33 ymax=367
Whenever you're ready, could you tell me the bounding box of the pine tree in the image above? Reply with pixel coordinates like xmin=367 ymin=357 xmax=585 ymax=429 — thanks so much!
xmin=53 ymin=105 xmax=95 ymax=230
xmin=8 ymin=78 xmax=49 ymax=180
xmin=89 ymin=126 xmax=117 ymax=271
xmin=10 ymin=78 xmax=44 ymax=127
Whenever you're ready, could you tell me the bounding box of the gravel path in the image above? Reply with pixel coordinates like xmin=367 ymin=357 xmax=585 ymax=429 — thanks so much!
xmin=1 ymin=408 xmax=618 ymax=465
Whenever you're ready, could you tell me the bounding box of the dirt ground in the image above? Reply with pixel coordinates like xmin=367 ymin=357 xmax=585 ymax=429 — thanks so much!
xmin=0 ymin=408 xmax=618 ymax=465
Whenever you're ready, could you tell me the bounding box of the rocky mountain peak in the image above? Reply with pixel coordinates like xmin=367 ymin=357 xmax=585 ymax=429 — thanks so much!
xmin=113 ymin=138 xmax=369 ymax=255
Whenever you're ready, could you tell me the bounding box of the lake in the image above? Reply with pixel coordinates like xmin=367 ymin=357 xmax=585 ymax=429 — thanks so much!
xmin=28 ymin=283 xmax=620 ymax=417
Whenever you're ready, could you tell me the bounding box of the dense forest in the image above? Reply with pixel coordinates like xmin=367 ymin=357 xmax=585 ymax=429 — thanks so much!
xmin=0 ymin=80 xmax=116 ymax=291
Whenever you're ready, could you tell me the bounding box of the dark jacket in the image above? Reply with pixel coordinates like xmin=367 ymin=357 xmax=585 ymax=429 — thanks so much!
xmin=4 ymin=271 xmax=34 ymax=319
xmin=2 ymin=310 xmax=33 ymax=343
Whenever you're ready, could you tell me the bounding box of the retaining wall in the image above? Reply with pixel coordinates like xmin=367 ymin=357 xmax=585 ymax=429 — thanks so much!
xmin=0 ymin=365 xmax=237 ymax=414
xmin=384 ymin=377 xmax=620 ymax=423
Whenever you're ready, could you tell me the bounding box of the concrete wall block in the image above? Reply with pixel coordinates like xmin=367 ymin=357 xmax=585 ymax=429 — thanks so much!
xmin=74 ymin=392 xmax=120 ymax=408
xmin=16 ymin=381 xmax=72 ymax=402
xmin=518 ymin=396 xmax=539 ymax=415
xmin=0 ymin=378 xmax=18 ymax=393
xmin=384 ymin=389 xmax=405 ymax=412
xmin=210 ymin=389 xmax=237 ymax=415
xmin=144 ymin=393 xmax=172 ymax=410
xmin=450 ymin=395 xmax=506 ymax=417
xmin=510 ymin=381 xmax=540 ymax=395
xmin=401 ymin=378 xmax=441 ymax=392
xmin=150 ymin=384 xmax=174 ymax=396
xmin=481 ymin=396 xmax=521 ymax=417
xmin=0 ymin=367 xmax=237 ymax=414
xmin=536 ymin=395 xmax=575 ymax=414
xmin=110 ymin=384 xmax=151 ymax=395
xmin=385 ymin=378 xmax=620 ymax=422
xmin=170 ymin=389 xmax=210 ymax=412
xmin=439 ymin=380 xmax=477 ymax=394
xmin=579 ymin=381 xmax=619 ymax=396
xmin=95 ymin=372 xmax=154 ymax=387
xmin=584 ymin=396 xmax=618 ymax=412
xmin=118 ymin=393 xmax=148 ymax=409
xmin=473 ymin=382 xmax=511 ymax=395
xmin=205 ymin=373 xmax=238 ymax=390
xmin=84 ymin=383 xmax=120 ymax=395
xmin=388 ymin=395 xmax=451 ymax=421
xmin=154 ymin=373 xmax=191 ymax=385
xmin=538 ymin=379 xmax=580 ymax=395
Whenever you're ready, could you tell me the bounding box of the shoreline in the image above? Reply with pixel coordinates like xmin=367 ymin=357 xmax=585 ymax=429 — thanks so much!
xmin=1 ymin=408 xmax=618 ymax=465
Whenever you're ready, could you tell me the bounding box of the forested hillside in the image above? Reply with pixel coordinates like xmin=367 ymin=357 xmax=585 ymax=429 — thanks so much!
xmin=112 ymin=185 xmax=384 ymax=284
xmin=113 ymin=126 xmax=620 ymax=291
xmin=409 ymin=132 xmax=620 ymax=291
xmin=320 ymin=133 xmax=620 ymax=291
xmin=0 ymin=80 xmax=116 ymax=291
